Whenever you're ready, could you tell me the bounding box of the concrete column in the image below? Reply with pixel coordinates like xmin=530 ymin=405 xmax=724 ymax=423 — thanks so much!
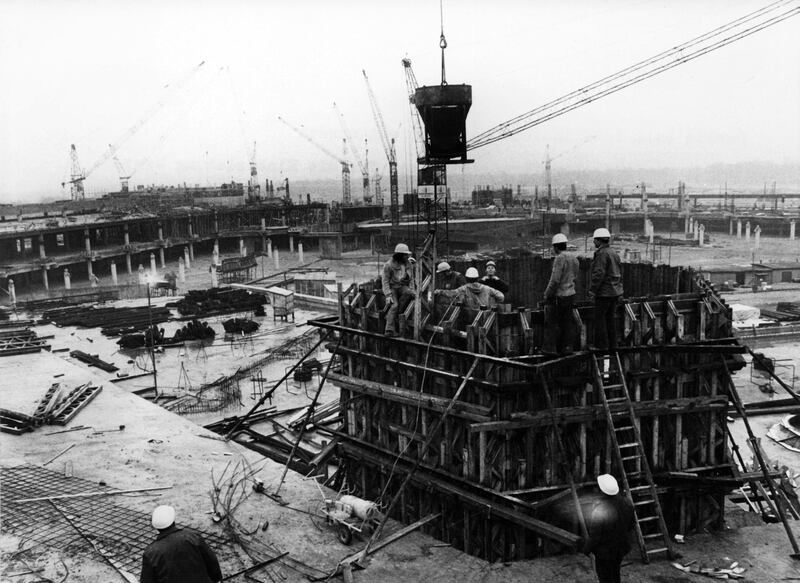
xmin=111 ymin=262 xmax=118 ymax=285
xmin=8 ymin=279 xmax=15 ymax=304
xmin=213 ymin=239 xmax=219 ymax=257
xmin=298 ymin=243 xmax=304 ymax=264
xmin=64 ymin=269 xmax=71 ymax=290
xmin=737 ymin=219 xmax=742 ymax=238
xmin=210 ymin=263 xmax=219 ymax=287
xmin=86 ymin=259 xmax=93 ymax=279
xmin=178 ymin=257 xmax=186 ymax=283
xmin=126 ymin=253 xmax=132 ymax=275
xmin=684 ymin=215 xmax=690 ymax=235
xmin=274 ymin=248 xmax=280 ymax=270
xmin=261 ymin=235 xmax=267 ymax=255
xmin=648 ymin=220 xmax=654 ymax=244
xmin=754 ymin=225 xmax=761 ymax=250
xmin=791 ymin=220 xmax=796 ymax=241
xmin=158 ymin=225 xmax=164 ymax=241
xmin=239 ymin=238 xmax=246 ymax=257
xmin=188 ymin=220 xmax=194 ymax=239
xmin=693 ymin=221 xmax=699 ymax=241
xmin=150 ymin=253 xmax=158 ymax=278
xmin=745 ymin=221 xmax=751 ymax=241
xmin=699 ymin=224 xmax=705 ymax=246
xmin=188 ymin=243 xmax=195 ymax=262
xmin=138 ymin=264 xmax=146 ymax=284
xmin=729 ymin=218 xmax=734 ymax=236
xmin=84 ymin=228 xmax=91 ymax=254
xmin=267 ymin=238 xmax=273 ymax=258
xmin=184 ymin=247 xmax=191 ymax=269
xmin=42 ymin=267 xmax=49 ymax=291
xmin=159 ymin=247 xmax=165 ymax=269
xmin=38 ymin=234 xmax=46 ymax=260
xmin=289 ymin=236 xmax=294 ymax=254
xmin=124 ymin=225 xmax=130 ymax=246
xmin=260 ymin=217 xmax=266 ymax=230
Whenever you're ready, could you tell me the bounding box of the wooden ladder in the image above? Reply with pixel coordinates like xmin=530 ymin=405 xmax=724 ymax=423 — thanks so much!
xmin=592 ymin=352 xmax=673 ymax=562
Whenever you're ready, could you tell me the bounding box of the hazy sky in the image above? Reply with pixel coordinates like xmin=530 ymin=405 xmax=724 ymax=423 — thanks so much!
xmin=0 ymin=0 xmax=798 ymax=203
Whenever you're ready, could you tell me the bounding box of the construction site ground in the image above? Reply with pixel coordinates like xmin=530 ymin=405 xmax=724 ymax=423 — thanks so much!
xmin=2 ymin=243 xmax=800 ymax=582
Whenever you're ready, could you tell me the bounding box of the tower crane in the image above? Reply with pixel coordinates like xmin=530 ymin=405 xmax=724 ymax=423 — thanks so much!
xmin=66 ymin=61 xmax=206 ymax=197
xmin=540 ymin=136 xmax=597 ymax=208
xmin=111 ymin=150 xmax=132 ymax=192
xmin=362 ymin=69 xmax=399 ymax=225
xmin=64 ymin=144 xmax=85 ymax=200
xmin=277 ymin=116 xmax=352 ymax=205
xmin=332 ymin=102 xmax=371 ymax=204
xmin=401 ymin=58 xmax=426 ymax=164
xmin=248 ymin=141 xmax=260 ymax=202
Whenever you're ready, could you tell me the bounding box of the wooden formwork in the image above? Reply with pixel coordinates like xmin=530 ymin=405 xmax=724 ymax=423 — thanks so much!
xmin=314 ymin=268 xmax=746 ymax=563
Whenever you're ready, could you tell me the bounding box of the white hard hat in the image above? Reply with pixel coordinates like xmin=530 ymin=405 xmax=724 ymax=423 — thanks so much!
xmin=151 ymin=505 xmax=176 ymax=530
xmin=593 ymin=228 xmax=611 ymax=239
xmin=394 ymin=243 xmax=412 ymax=254
xmin=465 ymin=267 xmax=479 ymax=279
xmin=436 ymin=262 xmax=451 ymax=273
xmin=597 ymin=474 xmax=619 ymax=496
xmin=552 ymin=233 xmax=568 ymax=245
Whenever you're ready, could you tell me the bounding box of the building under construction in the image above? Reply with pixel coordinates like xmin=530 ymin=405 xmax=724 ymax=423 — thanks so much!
xmin=308 ymin=236 xmax=783 ymax=564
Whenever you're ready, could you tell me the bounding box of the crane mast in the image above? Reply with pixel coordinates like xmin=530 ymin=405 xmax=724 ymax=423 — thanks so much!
xmin=65 ymin=144 xmax=86 ymax=200
xmin=362 ymin=69 xmax=399 ymax=226
xmin=277 ymin=116 xmax=352 ymax=205
xmin=333 ymin=102 xmax=371 ymax=203
xmin=248 ymin=141 xmax=261 ymax=202
xmin=111 ymin=150 xmax=131 ymax=193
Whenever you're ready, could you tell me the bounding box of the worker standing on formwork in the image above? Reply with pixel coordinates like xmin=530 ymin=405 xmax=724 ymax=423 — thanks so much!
xmin=436 ymin=267 xmax=504 ymax=310
xmin=588 ymin=228 xmax=623 ymax=351
xmin=141 ymin=505 xmax=222 ymax=583
xmin=382 ymin=243 xmax=415 ymax=337
xmin=542 ymin=233 xmax=579 ymax=355
xmin=436 ymin=261 xmax=466 ymax=290
xmin=481 ymin=260 xmax=509 ymax=296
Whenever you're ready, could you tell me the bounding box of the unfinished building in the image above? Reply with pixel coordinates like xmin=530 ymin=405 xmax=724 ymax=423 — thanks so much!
xmin=311 ymin=244 xmax=758 ymax=563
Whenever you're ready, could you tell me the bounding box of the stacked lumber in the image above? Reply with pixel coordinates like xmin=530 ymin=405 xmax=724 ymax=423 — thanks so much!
xmin=170 ymin=287 xmax=267 ymax=318
xmin=42 ymin=305 xmax=171 ymax=335
xmin=0 ymin=328 xmax=50 ymax=357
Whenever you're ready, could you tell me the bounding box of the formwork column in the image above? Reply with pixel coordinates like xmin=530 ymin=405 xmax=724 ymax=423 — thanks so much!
xmin=298 ymin=243 xmax=304 ymax=263
xmin=184 ymin=247 xmax=191 ymax=269
xmin=267 ymin=238 xmax=273 ymax=258
xmin=41 ymin=266 xmax=49 ymax=291
xmin=239 ymin=238 xmax=246 ymax=257
xmin=745 ymin=221 xmax=751 ymax=241
xmin=737 ymin=219 xmax=742 ymax=239
xmin=150 ymin=252 xmax=158 ymax=278
xmin=274 ymin=248 xmax=280 ymax=269
xmin=8 ymin=279 xmax=15 ymax=304
xmin=289 ymin=235 xmax=295 ymax=254
xmin=791 ymin=220 xmax=796 ymax=241
xmin=38 ymin=234 xmax=46 ymax=260
xmin=111 ymin=262 xmax=118 ymax=285
xmin=699 ymin=224 xmax=705 ymax=246
xmin=64 ymin=269 xmax=71 ymax=290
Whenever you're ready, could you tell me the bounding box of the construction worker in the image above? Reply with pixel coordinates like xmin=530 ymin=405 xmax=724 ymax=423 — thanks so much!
xmin=542 ymin=233 xmax=579 ymax=355
xmin=141 ymin=505 xmax=222 ymax=583
xmin=481 ymin=260 xmax=509 ymax=296
xmin=583 ymin=474 xmax=635 ymax=583
xmin=436 ymin=261 xmax=466 ymax=291
xmin=382 ymin=243 xmax=415 ymax=337
xmin=589 ymin=227 xmax=623 ymax=351
xmin=436 ymin=267 xmax=504 ymax=310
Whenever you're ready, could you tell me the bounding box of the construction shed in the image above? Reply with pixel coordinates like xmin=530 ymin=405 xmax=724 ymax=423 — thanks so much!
xmin=311 ymin=242 xmax=753 ymax=564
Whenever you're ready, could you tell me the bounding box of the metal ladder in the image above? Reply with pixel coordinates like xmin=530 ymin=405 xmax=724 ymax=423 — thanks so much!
xmin=592 ymin=352 xmax=673 ymax=562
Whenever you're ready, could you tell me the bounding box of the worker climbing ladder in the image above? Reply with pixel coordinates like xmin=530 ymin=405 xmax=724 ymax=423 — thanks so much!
xmin=592 ymin=352 xmax=674 ymax=562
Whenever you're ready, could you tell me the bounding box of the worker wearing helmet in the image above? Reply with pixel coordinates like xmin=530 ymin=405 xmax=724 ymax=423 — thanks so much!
xmin=436 ymin=261 xmax=466 ymax=291
xmin=583 ymin=474 xmax=635 ymax=583
xmin=435 ymin=267 xmax=504 ymax=310
xmin=382 ymin=243 xmax=416 ymax=337
xmin=589 ymin=227 xmax=624 ymax=351
xmin=141 ymin=505 xmax=222 ymax=583
xmin=542 ymin=233 xmax=579 ymax=355
xmin=481 ymin=260 xmax=509 ymax=296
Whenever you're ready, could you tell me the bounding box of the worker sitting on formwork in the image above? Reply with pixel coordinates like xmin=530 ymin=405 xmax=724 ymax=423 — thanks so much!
xmin=435 ymin=267 xmax=504 ymax=310
xmin=382 ymin=243 xmax=416 ymax=337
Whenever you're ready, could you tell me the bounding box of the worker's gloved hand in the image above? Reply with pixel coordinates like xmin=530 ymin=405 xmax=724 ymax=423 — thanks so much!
xmin=385 ymin=296 xmax=394 ymax=305
xmin=408 ymin=257 xmax=416 ymax=265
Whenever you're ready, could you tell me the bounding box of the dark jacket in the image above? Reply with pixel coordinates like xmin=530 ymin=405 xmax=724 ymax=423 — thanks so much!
xmin=481 ymin=275 xmax=509 ymax=295
xmin=544 ymin=252 xmax=579 ymax=299
xmin=589 ymin=244 xmax=623 ymax=298
xmin=141 ymin=526 xmax=222 ymax=583
xmin=439 ymin=270 xmax=466 ymax=290
xmin=584 ymin=495 xmax=635 ymax=560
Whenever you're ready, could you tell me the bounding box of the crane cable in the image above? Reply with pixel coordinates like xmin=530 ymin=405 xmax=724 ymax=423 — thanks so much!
xmin=468 ymin=0 xmax=799 ymax=150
